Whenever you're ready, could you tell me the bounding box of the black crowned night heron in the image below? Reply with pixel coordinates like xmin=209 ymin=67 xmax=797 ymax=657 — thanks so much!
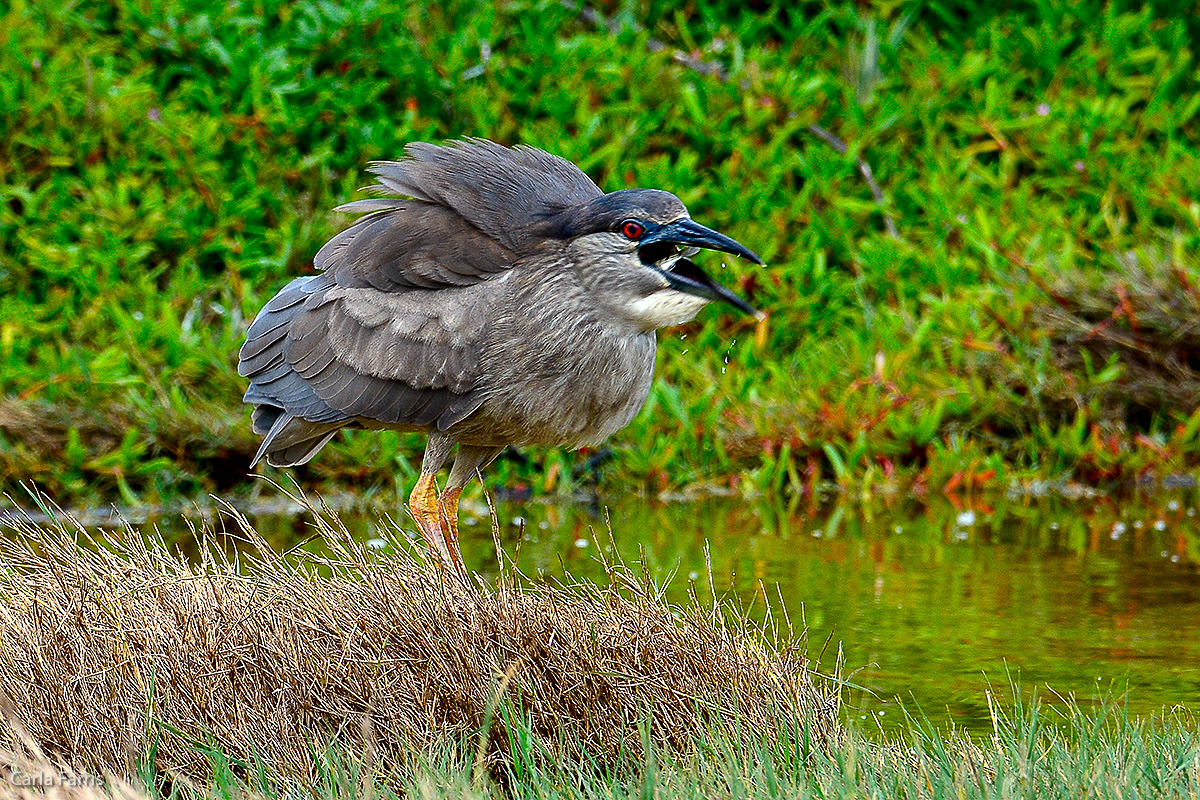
xmin=239 ymin=139 xmax=762 ymax=579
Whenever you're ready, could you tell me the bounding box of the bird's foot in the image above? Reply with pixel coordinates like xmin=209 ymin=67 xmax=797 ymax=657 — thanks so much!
xmin=409 ymin=472 xmax=455 ymax=568
xmin=437 ymin=487 xmax=466 ymax=581
xmin=408 ymin=473 xmax=469 ymax=585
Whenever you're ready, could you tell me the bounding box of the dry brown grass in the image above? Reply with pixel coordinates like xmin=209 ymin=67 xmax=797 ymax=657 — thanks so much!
xmin=0 ymin=725 xmax=148 ymax=800
xmin=0 ymin=494 xmax=841 ymax=789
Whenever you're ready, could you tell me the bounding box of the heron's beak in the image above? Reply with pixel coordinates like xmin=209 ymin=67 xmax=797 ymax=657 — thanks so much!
xmin=640 ymin=218 xmax=764 ymax=264
xmin=639 ymin=219 xmax=764 ymax=319
xmin=660 ymin=258 xmax=764 ymax=319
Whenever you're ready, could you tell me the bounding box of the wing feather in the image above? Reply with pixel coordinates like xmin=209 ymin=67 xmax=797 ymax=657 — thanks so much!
xmin=373 ymin=140 xmax=603 ymax=251
xmin=316 ymin=140 xmax=605 ymax=292
xmin=317 ymin=285 xmax=492 ymax=392
xmin=315 ymin=204 xmax=515 ymax=291
xmin=276 ymin=281 xmax=499 ymax=427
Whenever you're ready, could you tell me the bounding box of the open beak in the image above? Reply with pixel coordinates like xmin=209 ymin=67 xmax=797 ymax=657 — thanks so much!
xmin=638 ymin=218 xmax=764 ymax=319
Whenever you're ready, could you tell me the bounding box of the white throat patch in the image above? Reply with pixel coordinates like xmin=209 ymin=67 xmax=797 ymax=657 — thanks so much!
xmin=624 ymin=289 xmax=709 ymax=330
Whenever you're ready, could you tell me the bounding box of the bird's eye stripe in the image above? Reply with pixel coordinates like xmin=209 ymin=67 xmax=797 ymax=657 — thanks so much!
xmin=621 ymin=221 xmax=645 ymax=240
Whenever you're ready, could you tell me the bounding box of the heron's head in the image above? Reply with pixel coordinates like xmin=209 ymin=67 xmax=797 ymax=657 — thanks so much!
xmin=543 ymin=188 xmax=763 ymax=331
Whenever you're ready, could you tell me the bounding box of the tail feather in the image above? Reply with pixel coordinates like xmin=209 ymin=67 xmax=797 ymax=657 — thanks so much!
xmin=250 ymin=409 xmax=344 ymax=468
xmin=240 ymin=274 xmax=351 ymax=468
xmin=268 ymin=432 xmax=340 ymax=467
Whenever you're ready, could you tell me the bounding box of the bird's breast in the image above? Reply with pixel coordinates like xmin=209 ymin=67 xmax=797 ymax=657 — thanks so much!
xmin=455 ymin=299 xmax=658 ymax=449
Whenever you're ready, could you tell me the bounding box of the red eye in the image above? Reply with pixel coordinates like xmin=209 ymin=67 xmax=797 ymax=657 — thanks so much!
xmin=621 ymin=220 xmax=645 ymax=240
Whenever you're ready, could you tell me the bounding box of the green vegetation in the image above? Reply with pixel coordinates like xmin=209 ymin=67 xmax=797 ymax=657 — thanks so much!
xmin=2 ymin=0 xmax=1199 ymax=507
xmin=6 ymin=697 xmax=1200 ymax=799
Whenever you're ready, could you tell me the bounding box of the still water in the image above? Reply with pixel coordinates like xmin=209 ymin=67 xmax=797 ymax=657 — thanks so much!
xmin=67 ymin=487 xmax=1200 ymax=735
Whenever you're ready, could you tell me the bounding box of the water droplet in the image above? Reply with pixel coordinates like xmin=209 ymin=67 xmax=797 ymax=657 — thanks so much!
xmin=688 ymin=571 xmax=699 ymax=580
xmin=811 ymin=530 xmax=822 ymax=538
xmin=1049 ymin=522 xmax=1059 ymax=530
xmin=1171 ymin=554 xmax=1181 ymax=563
xmin=1168 ymin=499 xmax=1180 ymax=512
xmin=574 ymin=538 xmax=589 ymax=548
xmin=512 ymin=516 xmax=526 ymax=526
xmin=1111 ymin=521 xmax=1126 ymax=539
xmin=1133 ymin=520 xmax=1143 ymax=529
xmin=365 ymin=538 xmax=386 ymax=550
xmin=538 ymin=520 xmax=549 ymax=530
xmin=1154 ymin=519 xmax=1167 ymax=531
xmin=1036 ymin=102 xmax=1050 ymax=116
xmin=893 ymin=525 xmax=902 ymax=534
xmin=956 ymin=510 xmax=976 ymax=527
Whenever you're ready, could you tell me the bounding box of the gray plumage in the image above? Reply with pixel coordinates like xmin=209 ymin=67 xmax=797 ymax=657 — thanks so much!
xmin=238 ymin=138 xmax=762 ymax=571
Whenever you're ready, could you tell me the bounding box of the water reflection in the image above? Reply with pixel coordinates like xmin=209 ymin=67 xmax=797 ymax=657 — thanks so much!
xmin=17 ymin=488 xmax=1200 ymax=735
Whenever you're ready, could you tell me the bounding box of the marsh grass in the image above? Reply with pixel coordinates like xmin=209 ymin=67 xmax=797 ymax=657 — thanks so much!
xmin=0 ymin=497 xmax=1197 ymax=798
xmin=0 ymin=509 xmax=1197 ymax=798
xmin=3 ymin=702 xmax=1199 ymax=800
xmin=0 ymin=492 xmax=841 ymax=787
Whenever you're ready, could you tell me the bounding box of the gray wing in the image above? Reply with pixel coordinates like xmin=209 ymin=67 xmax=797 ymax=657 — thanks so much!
xmin=314 ymin=202 xmax=519 ymax=291
xmin=281 ymin=281 xmax=494 ymax=428
xmin=311 ymin=139 xmax=603 ymax=291
xmin=361 ymin=139 xmax=604 ymax=251
xmin=239 ymin=139 xmax=599 ymax=466
xmin=238 ymin=275 xmax=358 ymax=466
xmin=238 ymin=276 xmax=492 ymax=466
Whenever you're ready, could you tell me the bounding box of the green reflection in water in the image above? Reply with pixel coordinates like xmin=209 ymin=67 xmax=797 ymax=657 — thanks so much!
xmin=113 ymin=489 xmax=1200 ymax=735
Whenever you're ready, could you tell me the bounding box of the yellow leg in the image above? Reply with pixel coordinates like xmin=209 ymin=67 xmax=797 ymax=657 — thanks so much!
xmin=408 ymin=473 xmax=452 ymax=566
xmin=438 ymin=487 xmax=466 ymax=580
